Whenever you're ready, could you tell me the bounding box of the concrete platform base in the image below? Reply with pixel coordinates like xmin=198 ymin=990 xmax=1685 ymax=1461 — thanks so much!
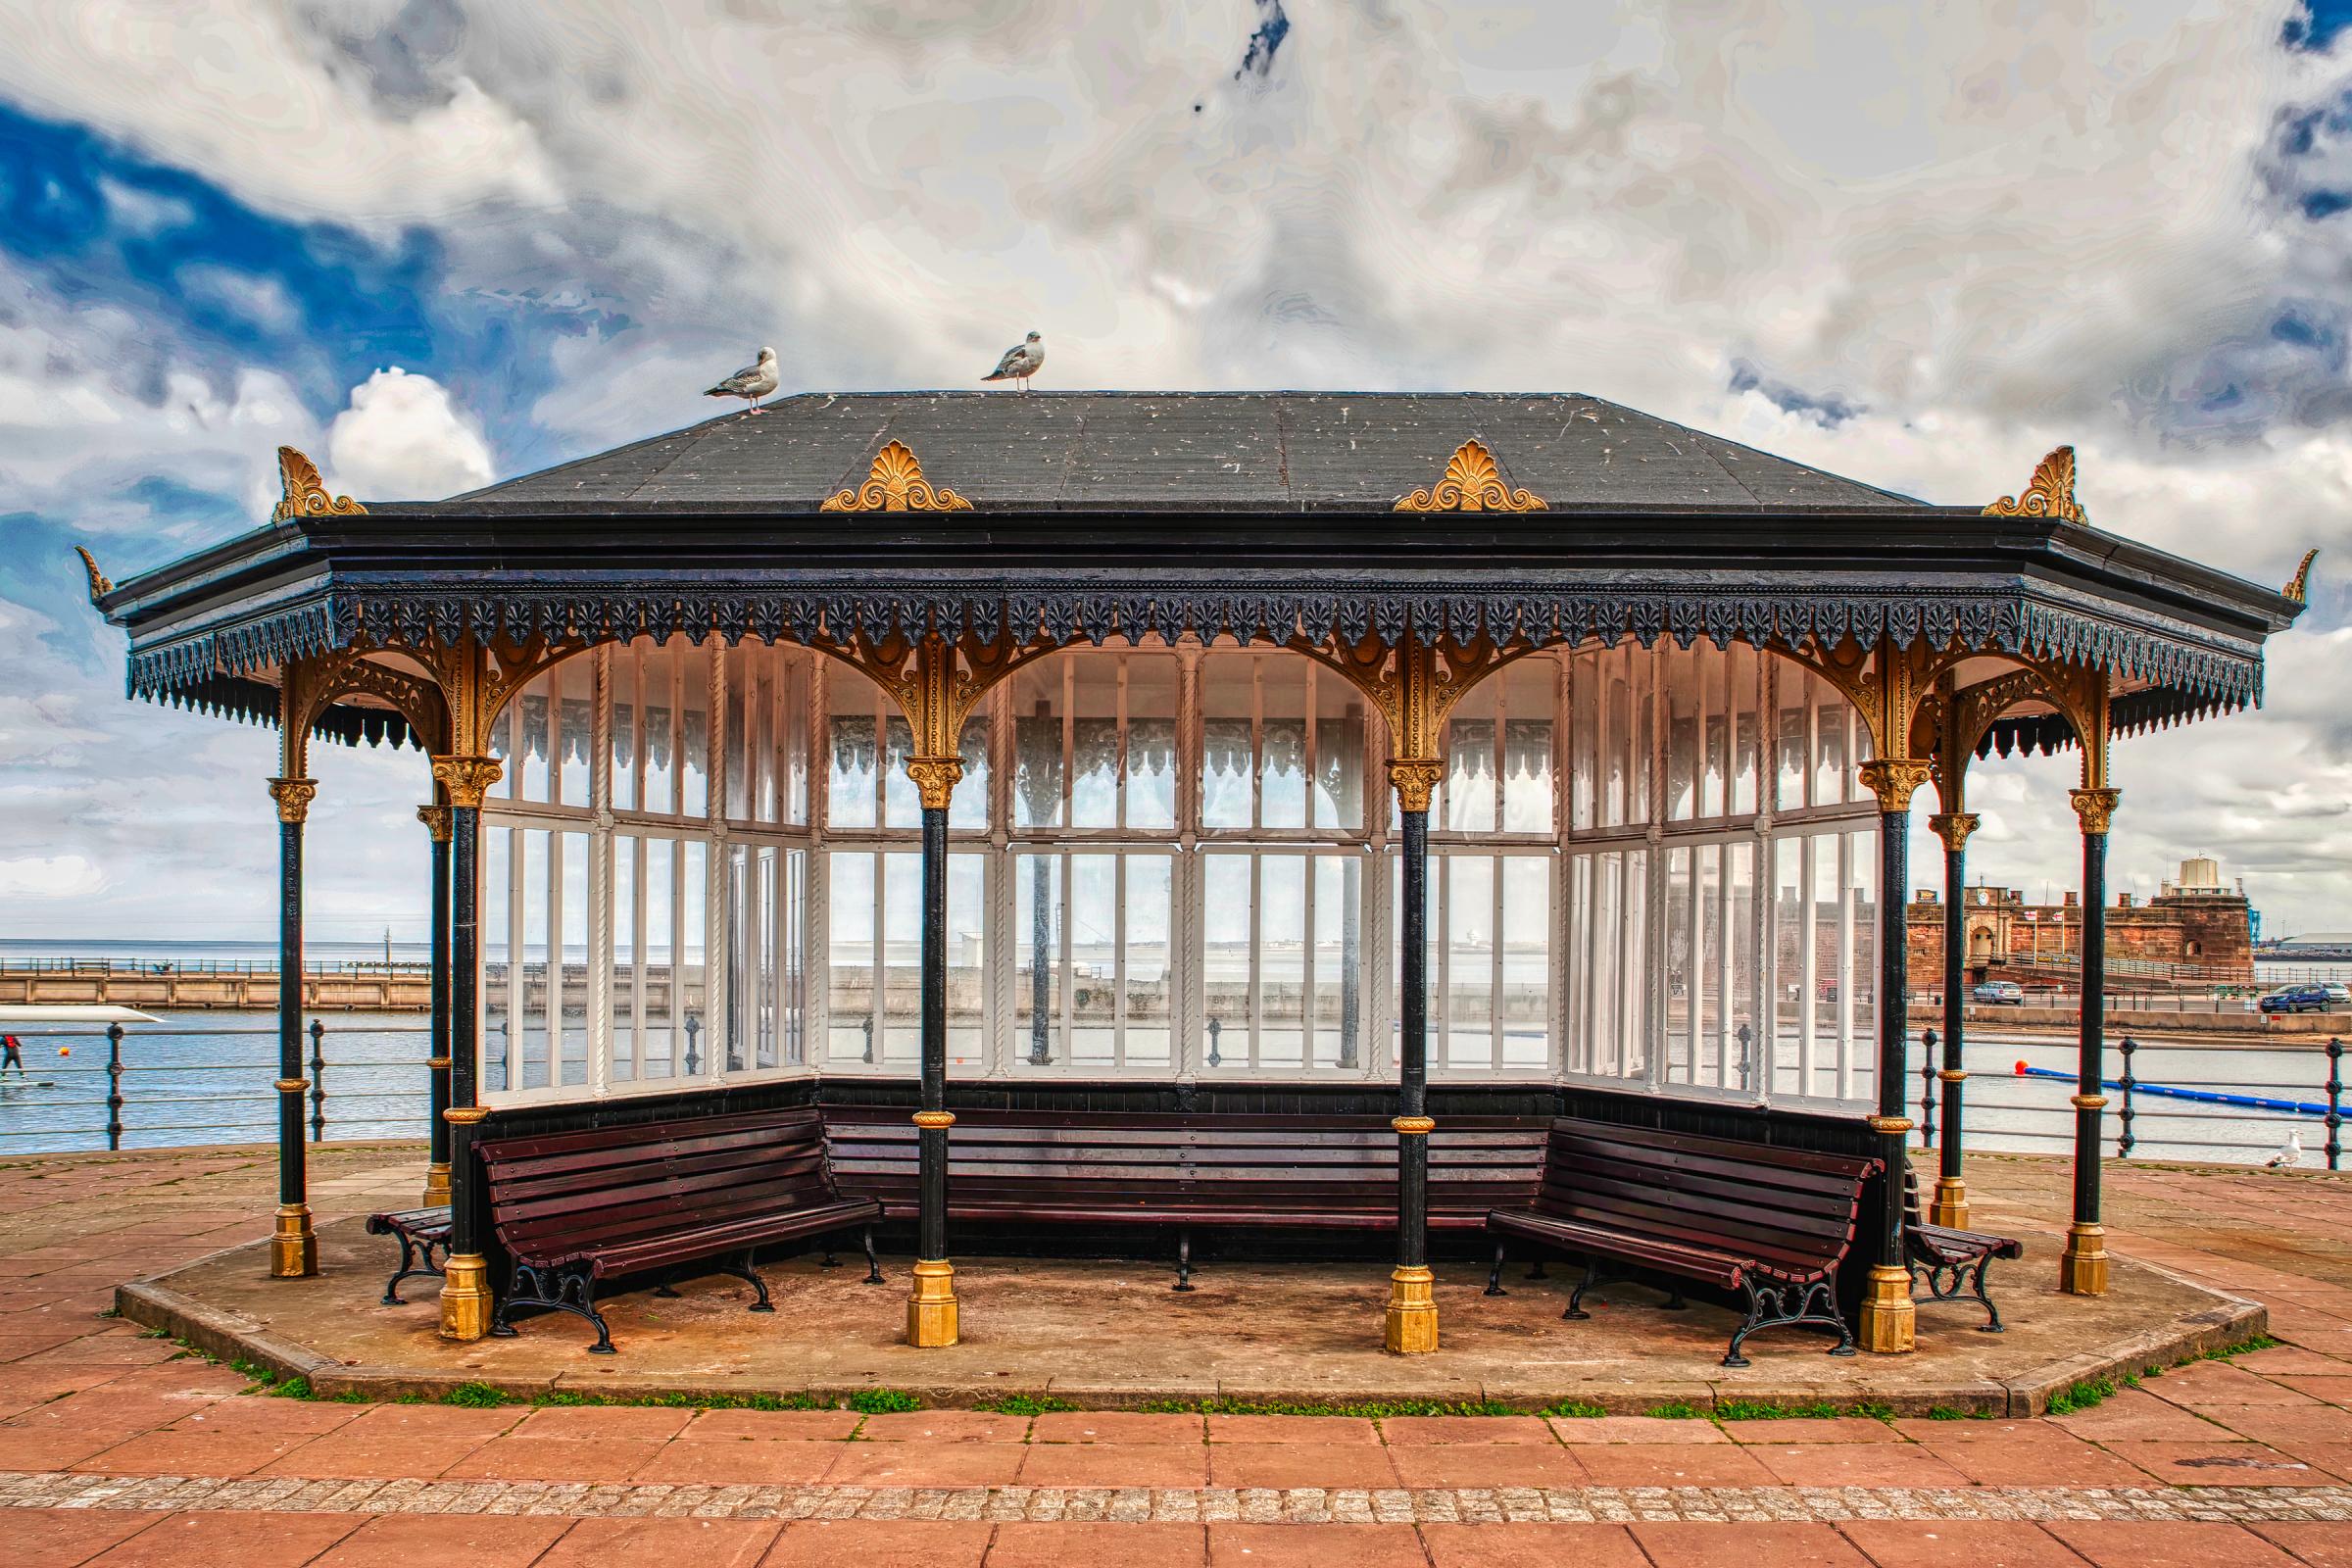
xmin=119 ymin=1213 xmax=2262 ymax=1416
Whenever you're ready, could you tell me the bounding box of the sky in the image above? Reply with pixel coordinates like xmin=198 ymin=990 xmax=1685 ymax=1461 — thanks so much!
xmin=1 ymin=0 xmax=2350 ymax=946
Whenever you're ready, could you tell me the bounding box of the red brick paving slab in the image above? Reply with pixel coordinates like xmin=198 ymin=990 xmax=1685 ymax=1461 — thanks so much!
xmin=17 ymin=1508 xmax=166 ymax=1568
xmin=683 ymin=1408 xmax=861 ymax=1440
xmin=21 ymin=1333 xmax=181 ymax=1366
xmin=2286 ymin=1442 xmax=2352 ymax=1482
xmin=74 ymin=1426 xmax=336 ymax=1477
xmin=1385 ymin=1444 xmax=1592 ymax=1488
xmin=440 ymin=1434 xmax=673 ymax=1482
xmin=535 ymin=1517 xmax=784 ymax=1568
xmin=1204 ymin=1524 xmax=1427 ymax=1567
xmin=2276 ymin=1377 xmax=2352 ymax=1407
xmin=250 ymin=1426 xmax=492 ymax=1480
xmin=986 ymin=1522 xmax=1208 ymax=1567
xmin=1028 ymin=1411 xmax=1202 ymax=1444
xmin=2147 ymin=1361 xmax=2324 ymax=1408
xmin=309 ymin=1513 xmax=575 ymax=1565
xmin=1568 ymin=1442 xmax=1778 ymax=1486
xmin=510 ymin=1403 xmax=697 ymax=1440
xmin=1912 ymin=1431 xmax=2160 ymax=1487
xmin=2236 ymin=1347 xmax=2352 ymax=1376
xmin=1421 ymin=1522 xmax=1650 ymax=1567
xmin=823 ymin=1441 xmax=1027 ymax=1487
xmin=1743 ymin=1443 xmax=1975 ymax=1488
xmin=1889 ymin=1417 xmax=2045 ymax=1442
xmin=2207 ymin=1404 xmax=2352 ymax=1447
xmin=2047 ymin=1389 xmax=2238 ymax=1441
xmin=1631 ymin=1521 xmax=1873 ymax=1567
xmin=1205 ymin=1442 xmax=1402 ymax=1489
xmin=0 ymin=1422 xmax=136 ymax=1470
xmin=1719 ymin=1417 xmax=1902 ymax=1443
xmin=334 ymin=1403 xmax=521 ymax=1439
xmin=79 ymin=1509 xmax=362 ymax=1567
xmin=630 ymin=1436 xmax=841 ymax=1484
xmin=2041 ymin=1521 xmax=2305 ymax=1568
xmin=858 ymin=1410 xmax=1030 ymax=1443
xmin=2097 ymin=1439 xmax=2330 ymax=1485
xmin=2246 ymin=1521 xmax=2352 ymax=1568
xmin=1015 ymin=1441 xmax=1207 ymax=1487
xmin=1377 ymin=1414 xmax=1555 ymax=1444
xmin=763 ymin=1519 xmax=993 ymax=1567
xmin=1205 ymin=1414 xmax=1379 ymax=1445
xmin=1836 ymin=1520 xmax=2105 ymax=1568
xmin=1547 ymin=1415 xmax=1727 ymax=1443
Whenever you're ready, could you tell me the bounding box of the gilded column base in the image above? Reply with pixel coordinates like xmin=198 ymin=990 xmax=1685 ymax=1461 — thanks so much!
xmin=906 ymin=1258 xmax=959 ymax=1348
xmin=2059 ymin=1224 xmax=2110 ymax=1297
xmin=439 ymin=1252 xmax=494 ymax=1342
xmin=1928 ymin=1177 xmax=1969 ymax=1231
xmin=1383 ymin=1264 xmax=1440 ymax=1354
xmin=1856 ymin=1263 xmax=1916 ymax=1353
xmin=420 ymin=1162 xmax=452 ymax=1206
xmin=269 ymin=1203 xmax=317 ymax=1279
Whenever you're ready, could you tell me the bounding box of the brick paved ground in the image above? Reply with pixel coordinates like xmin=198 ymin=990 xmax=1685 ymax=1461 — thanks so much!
xmin=2 ymin=1142 xmax=2349 ymax=1563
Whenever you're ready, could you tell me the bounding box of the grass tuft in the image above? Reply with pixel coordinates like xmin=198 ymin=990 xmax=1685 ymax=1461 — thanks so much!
xmin=1642 ymin=1401 xmax=1707 ymax=1420
xmin=1134 ymin=1396 xmax=1516 ymax=1419
xmin=265 ymin=1376 xmax=312 ymax=1400
xmin=847 ymin=1388 xmax=923 ymax=1415
xmin=973 ymin=1394 xmax=1077 ymax=1416
xmin=443 ymin=1381 xmax=511 ymax=1408
xmin=1925 ymin=1405 xmax=1966 ymax=1421
xmin=1714 ymin=1398 xmax=1842 ymax=1421
xmin=2043 ymin=1377 xmax=2116 ymax=1416
xmin=1538 ymin=1400 xmax=1607 ymax=1418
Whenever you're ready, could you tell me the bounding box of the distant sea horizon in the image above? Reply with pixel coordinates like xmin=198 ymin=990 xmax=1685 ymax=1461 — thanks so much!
xmin=0 ymin=937 xmax=433 ymax=964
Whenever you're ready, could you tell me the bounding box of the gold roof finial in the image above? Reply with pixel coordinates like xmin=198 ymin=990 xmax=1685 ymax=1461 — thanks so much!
xmin=73 ymin=545 xmax=112 ymax=605
xmin=1393 ymin=438 xmax=1547 ymax=513
xmin=1984 ymin=445 xmax=2086 ymax=525
xmin=2284 ymin=548 xmax=2319 ymax=605
xmin=271 ymin=445 xmax=366 ymax=522
xmin=818 ymin=439 xmax=974 ymax=513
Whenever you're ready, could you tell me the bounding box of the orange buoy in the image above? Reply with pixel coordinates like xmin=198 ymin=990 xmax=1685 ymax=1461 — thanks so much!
xmin=2014 ymin=1059 xmax=2027 ymax=1074
xmin=58 ymin=1046 xmax=71 ymax=1056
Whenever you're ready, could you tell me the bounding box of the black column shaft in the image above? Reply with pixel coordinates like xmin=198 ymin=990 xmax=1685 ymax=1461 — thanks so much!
xmin=428 ymin=829 xmax=453 ymax=1175
xmin=1396 ymin=807 xmax=1429 ymax=1270
xmin=919 ymin=805 xmax=949 ymax=1261
xmin=277 ymin=816 xmax=305 ymax=1210
xmin=2075 ymin=830 xmax=2108 ymax=1231
xmin=448 ymin=805 xmax=481 ymax=1257
xmin=1876 ymin=808 xmax=1909 ymax=1276
xmin=1939 ymin=839 xmax=1966 ymax=1189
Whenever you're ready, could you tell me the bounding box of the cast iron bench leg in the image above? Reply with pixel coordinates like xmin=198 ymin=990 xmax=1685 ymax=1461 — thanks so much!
xmin=820 ymin=1247 xmax=839 ymax=1269
xmin=718 ymin=1250 xmax=775 ymax=1314
xmin=380 ymin=1232 xmax=419 ymax=1306
xmin=1563 ymin=1257 xmax=1600 ymax=1320
xmin=494 ymin=1262 xmax=614 ymax=1355
xmin=1174 ymin=1227 xmax=1195 ymax=1292
xmin=1485 ymin=1241 xmax=1507 ymax=1297
xmin=1971 ymin=1256 xmax=2005 ymax=1333
xmin=1526 ymin=1259 xmax=1547 ymax=1280
xmin=861 ymin=1226 xmax=882 ymax=1285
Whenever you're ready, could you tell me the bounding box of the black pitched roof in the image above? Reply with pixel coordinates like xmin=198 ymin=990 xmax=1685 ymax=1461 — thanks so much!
xmin=452 ymin=391 xmax=1923 ymax=514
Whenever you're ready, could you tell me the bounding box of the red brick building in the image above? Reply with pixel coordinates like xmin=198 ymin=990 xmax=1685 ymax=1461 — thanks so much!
xmin=1907 ymin=858 xmax=2255 ymax=990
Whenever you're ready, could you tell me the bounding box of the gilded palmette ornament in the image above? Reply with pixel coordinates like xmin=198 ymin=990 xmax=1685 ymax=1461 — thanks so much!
xmin=271 ymin=446 xmax=367 ymax=522
xmin=73 ymin=546 xmax=112 ymax=604
xmin=2283 ymin=548 xmax=2319 ymax=605
xmin=819 ymin=440 xmax=973 ymax=512
xmin=1393 ymin=438 xmax=1546 ymax=513
xmin=1984 ymin=446 xmax=2086 ymax=524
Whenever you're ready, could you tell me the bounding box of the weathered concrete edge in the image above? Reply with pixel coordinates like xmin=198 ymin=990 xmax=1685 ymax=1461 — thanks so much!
xmin=116 ymin=1237 xmax=2269 ymax=1417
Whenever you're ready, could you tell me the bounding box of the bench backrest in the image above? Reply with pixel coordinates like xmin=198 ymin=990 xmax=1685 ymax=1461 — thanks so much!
xmin=822 ymin=1107 xmax=1546 ymax=1224
xmin=1533 ymin=1116 xmax=1880 ymax=1279
xmin=477 ymin=1106 xmax=838 ymax=1262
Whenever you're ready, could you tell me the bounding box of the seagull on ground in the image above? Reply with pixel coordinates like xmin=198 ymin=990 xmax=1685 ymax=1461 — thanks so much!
xmin=982 ymin=331 xmax=1045 ymax=394
xmin=706 ymin=346 xmax=780 ymax=416
xmin=2267 ymin=1129 xmax=2303 ymax=1169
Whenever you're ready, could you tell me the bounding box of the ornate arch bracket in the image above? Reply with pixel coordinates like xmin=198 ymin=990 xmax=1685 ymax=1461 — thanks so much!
xmin=409 ymin=633 xmax=581 ymax=763
xmin=277 ymin=650 xmax=452 ymax=778
xmin=272 ymin=447 xmax=366 ymax=523
xmin=1984 ymin=445 xmax=2086 ymax=525
xmin=1393 ymin=439 xmax=1547 ymax=513
xmin=1910 ymin=667 xmax=2044 ymax=812
xmin=1775 ymin=635 xmax=1972 ymax=777
xmin=1294 ymin=624 xmax=1533 ymax=808
xmin=819 ymin=625 xmax=1056 ymax=808
xmin=818 ymin=441 xmax=973 ymax=513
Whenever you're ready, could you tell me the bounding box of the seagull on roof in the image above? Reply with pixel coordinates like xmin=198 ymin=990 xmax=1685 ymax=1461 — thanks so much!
xmin=706 ymin=346 xmax=779 ymax=416
xmin=982 ymin=330 xmax=1045 ymax=394
xmin=2268 ymin=1130 xmax=2303 ymax=1169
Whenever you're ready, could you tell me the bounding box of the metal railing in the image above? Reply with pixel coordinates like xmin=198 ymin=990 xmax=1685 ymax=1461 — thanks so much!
xmin=0 ymin=956 xmax=431 ymax=977
xmin=1917 ymin=1028 xmax=2347 ymax=1168
xmin=0 ymin=1019 xmax=433 ymax=1152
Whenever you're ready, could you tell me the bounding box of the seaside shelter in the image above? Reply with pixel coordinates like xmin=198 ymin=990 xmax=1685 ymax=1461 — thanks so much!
xmin=79 ymin=393 xmax=2307 ymax=1358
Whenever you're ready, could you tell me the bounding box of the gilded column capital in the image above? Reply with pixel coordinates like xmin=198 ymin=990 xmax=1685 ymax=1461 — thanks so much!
xmin=906 ymin=756 xmax=965 ymax=811
xmin=416 ymin=804 xmax=453 ymax=843
xmin=267 ymin=776 xmax=318 ymax=824
xmin=430 ymin=754 xmax=505 ymax=810
xmin=1387 ymin=759 xmax=1445 ymax=814
xmin=1928 ymin=812 xmax=1980 ymax=854
xmin=2069 ymin=787 xmax=2121 ymax=836
xmin=1856 ymin=758 xmax=1932 ymax=814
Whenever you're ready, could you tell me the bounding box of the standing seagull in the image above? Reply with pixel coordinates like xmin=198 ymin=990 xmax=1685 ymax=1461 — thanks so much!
xmin=2267 ymin=1130 xmax=2304 ymax=1169
xmin=982 ymin=331 xmax=1045 ymax=393
xmin=706 ymin=346 xmax=780 ymax=416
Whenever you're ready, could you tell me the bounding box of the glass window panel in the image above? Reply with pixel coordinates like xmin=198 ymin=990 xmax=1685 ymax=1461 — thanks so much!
xmin=1310 ymin=855 xmax=1363 ymax=1068
xmin=781 ymin=655 xmax=809 ymax=825
xmin=1730 ymin=645 xmax=1759 ymax=817
xmin=1069 ymin=855 xmax=1117 ymax=1065
xmin=1128 ymin=655 xmax=1179 ymax=831
xmin=611 ymin=836 xmax=638 ymax=1082
xmin=1202 ymin=856 xmax=1251 ymax=1062
xmin=1665 ymin=644 xmax=1698 ymax=822
xmin=783 ymin=848 xmax=806 ymax=1064
xmin=611 ymin=653 xmax=639 ymax=813
xmin=1570 ymin=654 xmax=1598 ymax=832
xmin=1501 ymin=856 xmax=1549 ymax=1069
xmin=1261 ymin=662 xmax=1308 ymax=830
xmin=559 ymin=831 xmax=588 ymax=1087
xmin=557 ymin=659 xmax=592 ymax=808
xmin=1124 ymin=855 xmax=1175 ymax=1067
xmin=828 ymin=851 xmax=875 ymax=1065
xmin=828 ymin=678 xmax=878 ymax=828
xmin=680 ymin=649 xmax=710 ymax=820
xmin=482 ymin=826 xmax=512 ymax=1095
xmin=1444 ymin=856 xmax=1494 ymax=1069
xmin=1700 ymin=645 xmax=1728 ymax=819
xmin=1502 ymin=661 xmax=1554 ymax=834
xmin=1664 ymin=846 xmax=1693 ymax=1084
xmin=1847 ymin=825 xmax=1878 ymax=1107
xmin=882 ymin=715 xmax=917 ymax=828
xmin=1628 ymin=647 xmax=1653 ymax=826
xmin=643 ymin=837 xmax=677 ymax=1077
xmin=1013 ymin=852 xmax=1060 ymax=1067
xmin=880 ymin=851 xmax=919 ymax=1062
xmin=1621 ymin=847 xmax=1648 ymax=1076
xmin=1313 ymin=674 xmax=1366 ymax=832
xmin=1071 ymin=659 xmax=1120 ymax=830
xmin=1586 ymin=852 xmax=1619 ymax=1077
xmin=1725 ymin=839 xmax=1756 ymax=1093
xmin=1813 ymin=830 xmax=1843 ymax=1100
xmin=951 ymin=711 xmax=990 ymax=831
xmin=642 ymin=643 xmax=679 ymax=816
xmin=723 ymin=651 xmax=751 ymax=822
xmin=1258 ymin=854 xmax=1305 ymax=1066
xmin=518 ymin=827 xmax=550 ymax=1090
xmin=948 ymin=852 xmax=986 ymax=1072
xmin=1776 ymin=662 xmax=1807 ymax=811
xmin=1010 ymin=664 xmax=1064 ymax=830
xmin=517 ymin=685 xmax=552 ymax=804
xmin=1813 ymin=673 xmax=1847 ymax=808
xmin=1200 ymin=656 xmax=1254 ymax=831
xmin=1772 ymin=836 xmax=1802 ymax=1100
xmin=680 ymin=840 xmax=708 ymax=1072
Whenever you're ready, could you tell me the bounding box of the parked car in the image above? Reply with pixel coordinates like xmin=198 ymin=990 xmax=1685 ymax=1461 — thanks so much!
xmin=1972 ymin=980 xmax=2025 ymax=1005
xmin=2259 ymin=984 xmax=2333 ymax=1014
xmin=2327 ymin=982 xmax=2352 ymax=1006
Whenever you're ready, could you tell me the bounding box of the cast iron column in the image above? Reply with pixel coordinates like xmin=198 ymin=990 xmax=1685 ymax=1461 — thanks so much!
xmin=267 ymin=776 xmax=318 ymax=1278
xmin=907 ymin=758 xmax=964 ymax=1346
xmin=2061 ymin=787 xmax=2120 ymax=1296
xmin=1928 ymin=812 xmax=1978 ymax=1228
xmin=419 ymin=804 xmax=454 ymax=1205
xmin=1856 ymin=760 xmax=1928 ymax=1353
xmin=433 ymin=757 xmax=501 ymax=1340
xmin=1386 ymin=759 xmax=1443 ymax=1353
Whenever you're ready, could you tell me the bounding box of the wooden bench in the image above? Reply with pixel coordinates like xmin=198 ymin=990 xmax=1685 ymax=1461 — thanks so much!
xmin=1903 ymin=1163 xmax=2024 ymax=1332
xmin=364 ymin=1205 xmax=451 ymax=1306
xmin=1484 ymin=1117 xmax=1882 ymax=1367
xmin=822 ymin=1107 xmax=1547 ymax=1287
xmin=475 ymin=1106 xmax=883 ymax=1353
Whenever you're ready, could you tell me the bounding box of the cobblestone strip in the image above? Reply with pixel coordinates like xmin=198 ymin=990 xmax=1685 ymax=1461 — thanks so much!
xmin=3 ymin=1473 xmax=2349 ymax=1524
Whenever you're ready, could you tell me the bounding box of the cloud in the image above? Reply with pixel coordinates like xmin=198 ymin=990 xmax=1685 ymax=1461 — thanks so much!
xmin=0 ymin=855 xmax=108 ymax=901
xmin=325 ymin=367 xmax=495 ymax=501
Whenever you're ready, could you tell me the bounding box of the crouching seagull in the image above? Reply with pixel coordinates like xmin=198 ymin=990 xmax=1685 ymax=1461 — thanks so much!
xmin=707 ymin=346 xmax=779 ymax=416
xmin=983 ymin=331 xmax=1045 ymax=393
